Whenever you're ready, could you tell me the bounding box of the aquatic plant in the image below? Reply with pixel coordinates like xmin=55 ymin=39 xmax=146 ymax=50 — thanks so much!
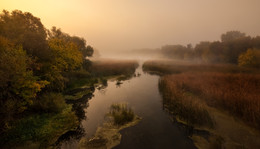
xmin=108 ymin=103 xmax=134 ymax=125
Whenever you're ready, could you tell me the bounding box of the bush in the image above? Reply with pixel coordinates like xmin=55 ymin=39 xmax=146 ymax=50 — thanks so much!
xmin=32 ymin=93 xmax=66 ymax=113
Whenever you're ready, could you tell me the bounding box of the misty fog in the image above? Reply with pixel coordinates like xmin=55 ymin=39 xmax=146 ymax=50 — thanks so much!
xmin=1 ymin=0 xmax=260 ymax=54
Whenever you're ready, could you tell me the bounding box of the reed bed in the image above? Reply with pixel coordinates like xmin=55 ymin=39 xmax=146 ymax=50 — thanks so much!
xmin=161 ymin=72 xmax=260 ymax=128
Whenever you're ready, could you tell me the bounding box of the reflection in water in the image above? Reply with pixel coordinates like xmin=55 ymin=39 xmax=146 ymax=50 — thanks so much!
xmin=60 ymin=62 xmax=195 ymax=149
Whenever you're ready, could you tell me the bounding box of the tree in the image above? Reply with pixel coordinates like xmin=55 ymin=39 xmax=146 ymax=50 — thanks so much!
xmin=221 ymin=31 xmax=246 ymax=42
xmin=194 ymin=41 xmax=211 ymax=61
xmin=0 ymin=36 xmax=48 ymax=128
xmin=238 ymin=48 xmax=260 ymax=68
xmin=161 ymin=45 xmax=189 ymax=59
xmin=48 ymin=38 xmax=83 ymax=71
xmin=42 ymin=38 xmax=83 ymax=91
xmin=0 ymin=36 xmax=48 ymax=103
xmin=83 ymin=45 xmax=94 ymax=58
xmin=206 ymin=41 xmax=228 ymax=63
xmin=48 ymin=26 xmax=93 ymax=58
xmin=252 ymin=36 xmax=260 ymax=49
xmin=0 ymin=10 xmax=48 ymax=60
xmin=223 ymin=36 xmax=252 ymax=63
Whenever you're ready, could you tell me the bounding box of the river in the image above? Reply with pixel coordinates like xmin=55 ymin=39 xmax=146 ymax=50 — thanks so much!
xmin=60 ymin=62 xmax=196 ymax=149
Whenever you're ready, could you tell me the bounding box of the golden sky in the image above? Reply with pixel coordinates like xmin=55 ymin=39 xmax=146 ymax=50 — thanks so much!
xmin=1 ymin=0 xmax=260 ymax=52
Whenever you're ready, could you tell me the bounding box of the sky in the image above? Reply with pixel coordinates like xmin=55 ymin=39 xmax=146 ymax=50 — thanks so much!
xmin=1 ymin=0 xmax=260 ymax=53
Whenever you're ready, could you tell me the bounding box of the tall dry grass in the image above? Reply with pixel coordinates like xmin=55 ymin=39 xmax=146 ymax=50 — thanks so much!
xmin=90 ymin=59 xmax=138 ymax=77
xmin=159 ymin=77 xmax=214 ymax=127
xmin=143 ymin=60 xmax=259 ymax=74
xmin=161 ymin=72 xmax=260 ymax=128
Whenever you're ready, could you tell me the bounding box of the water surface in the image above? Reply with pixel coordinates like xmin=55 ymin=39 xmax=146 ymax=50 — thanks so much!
xmin=61 ymin=63 xmax=195 ymax=149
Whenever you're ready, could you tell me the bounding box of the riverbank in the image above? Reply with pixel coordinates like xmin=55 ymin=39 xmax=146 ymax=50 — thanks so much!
xmin=143 ymin=60 xmax=260 ymax=148
xmin=0 ymin=59 xmax=138 ymax=149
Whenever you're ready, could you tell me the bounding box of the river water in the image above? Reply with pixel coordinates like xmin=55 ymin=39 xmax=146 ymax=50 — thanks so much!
xmin=61 ymin=62 xmax=196 ymax=149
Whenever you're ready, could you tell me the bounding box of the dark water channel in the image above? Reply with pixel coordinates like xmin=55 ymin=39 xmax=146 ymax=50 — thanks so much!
xmin=60 ymin=62 xmax=196 ymax=149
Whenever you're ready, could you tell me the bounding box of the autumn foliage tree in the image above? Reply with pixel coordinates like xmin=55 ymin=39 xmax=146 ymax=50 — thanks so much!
xmin=238 ymin=49 xmax=260 ymax=68
xmin=0 ymin=10 xmax=49 ymax=60
xmin=42 ymin=38 xmax=83 ymax=91
xmin=0 ymin=10 xmax=94 ymax=130
xmin=0 ymin=36 xmax=48 ymax=129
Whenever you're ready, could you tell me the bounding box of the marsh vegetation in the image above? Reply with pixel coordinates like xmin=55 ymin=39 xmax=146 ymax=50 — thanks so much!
xmin=143 ymin=60 xmax=260 ymax=148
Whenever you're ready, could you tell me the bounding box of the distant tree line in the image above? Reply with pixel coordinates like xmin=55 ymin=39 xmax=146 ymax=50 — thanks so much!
xmin=0 ymin=10 xmax=93 ymax=130
xmin=161 ymin=31 xmax=260 ymax=67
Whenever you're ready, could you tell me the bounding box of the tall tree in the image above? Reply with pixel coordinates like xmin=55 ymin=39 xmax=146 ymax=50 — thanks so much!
xmin=0 ymin=10 xmax=49 ymax=60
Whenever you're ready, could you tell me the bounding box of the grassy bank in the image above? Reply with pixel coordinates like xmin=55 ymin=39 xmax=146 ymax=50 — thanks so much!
xmin=143 ymin=60 xmax=260 ymax=148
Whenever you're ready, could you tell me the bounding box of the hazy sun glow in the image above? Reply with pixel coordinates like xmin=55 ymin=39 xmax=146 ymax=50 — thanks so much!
xmin=1 ymin=0 xmax=260 ymax=53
